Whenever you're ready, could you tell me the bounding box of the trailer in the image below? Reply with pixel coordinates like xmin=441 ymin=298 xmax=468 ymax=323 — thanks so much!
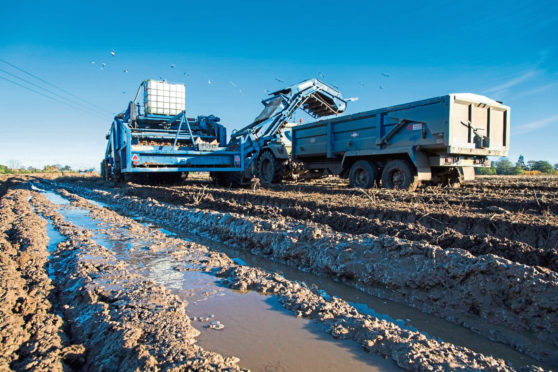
xmin=288 ymin=93 xmax=510 ymax=190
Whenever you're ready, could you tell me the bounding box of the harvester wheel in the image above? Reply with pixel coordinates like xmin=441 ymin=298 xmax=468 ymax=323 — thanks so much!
xmin=257 ymin=151 xmax=286 ymax=185
xmin=349 ymin=160 xmax=378 ymax=189
xmin=100 ymin=160 xmax=107 ymax=180
xmin=154 ymin=172 xmax=187 ymax=185
xmin=211 ymin=171 xmax=246 ymax=188
xmin=381 ymin=159 xmax=418 ymax=191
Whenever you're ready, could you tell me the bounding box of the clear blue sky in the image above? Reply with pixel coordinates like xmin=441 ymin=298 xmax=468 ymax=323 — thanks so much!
xmin=1 ymin=0 xmax=557 ymax=169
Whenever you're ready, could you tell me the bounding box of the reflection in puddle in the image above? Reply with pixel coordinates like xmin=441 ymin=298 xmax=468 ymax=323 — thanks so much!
xmin=38 ymin=185 xmax=553 ymax=370
xmin=39 ymin=187 xmax=398 ymax=371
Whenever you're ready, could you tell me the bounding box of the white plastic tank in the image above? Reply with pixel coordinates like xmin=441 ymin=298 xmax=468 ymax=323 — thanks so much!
xmin=144 ymin=80 xmax=185 ymax=116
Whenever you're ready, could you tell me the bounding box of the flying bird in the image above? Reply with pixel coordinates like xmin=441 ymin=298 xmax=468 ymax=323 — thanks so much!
xmin=381 ymin=72 xmax=390 ymax=78
xmin=123 ymin=68 xmax=128 ymax=73
xmin=379 ymin=85 xmax=384 ymax=90
xmin=275 ymin=78 xmax=284 ymax=83
xmin=170 ymin=64 xmax=175 ymax=69
xmin=110 ymin=50 xmax=116 ymax=56
xmin=208 ymin=79 xmax=212 ymax=85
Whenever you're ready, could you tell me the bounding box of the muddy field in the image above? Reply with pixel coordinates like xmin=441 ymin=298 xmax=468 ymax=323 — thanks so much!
xmin=1 ymin=174 xmax=557 ymax=371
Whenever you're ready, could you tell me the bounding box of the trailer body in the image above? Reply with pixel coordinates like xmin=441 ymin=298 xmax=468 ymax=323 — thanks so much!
xmin=291 ymin=93 xmax=509 ymax=185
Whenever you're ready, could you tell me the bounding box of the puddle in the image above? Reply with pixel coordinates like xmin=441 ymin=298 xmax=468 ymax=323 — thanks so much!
xmin=192 ymin=288 xmax=392 ymax=372
xmin=38 ymin=187 xmax=398 ymax=371
xmin=153 ymin=225 xmax=548 ymax=369
xmin=36 ymin=185 xmax=553 ymax=370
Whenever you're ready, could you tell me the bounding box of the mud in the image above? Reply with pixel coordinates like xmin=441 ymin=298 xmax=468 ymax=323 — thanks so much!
xmin=68 ymin=176 xmax=558 ymax=272
xmin=49 ymin=179 xmax=558 ymax=365
xmin=0 ymin=184 xmax=84 ymax=371
xmin=3 ymin=174 xmax=556 ymax=370
xmin=31 ymin=182 xmax=542 ymax=371
xmin=28 ymin=191 xmax=243 ymax=371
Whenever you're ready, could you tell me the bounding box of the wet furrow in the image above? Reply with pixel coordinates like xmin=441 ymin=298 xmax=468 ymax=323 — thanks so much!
xmin=31 ymin=183 xmax=549 ymax=371
xmin=39 ymin=188 xmax=395 ymax=371
xmin=42 ymin=180 xmax=552 ymax=366
xmin=78 ymin=180 xmax=558 ymax=273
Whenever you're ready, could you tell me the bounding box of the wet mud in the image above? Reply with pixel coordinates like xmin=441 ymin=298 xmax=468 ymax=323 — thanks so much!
xmin=75 ymin=176 xmax=558 ymax=272
xmin=48 ymin=178 xmax=558 ymax=366
xmin=2 ymin=174 xmax=557 ymax=370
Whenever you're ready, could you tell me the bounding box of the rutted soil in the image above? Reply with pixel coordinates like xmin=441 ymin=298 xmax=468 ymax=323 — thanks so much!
xmin=31 ymin=182 xmax=543 ymax=371
xmin=0 ymin=182 xmax=85 ymax=371
xmin=60 ymin=175 xmax=558 ymax=273
xmin=51 ymin=179 xmax=558 ymax=365
xmin=29 ymin=192 xmax=244 ymax=371
xmin=3 ymin=174 xmax=557 ymax=370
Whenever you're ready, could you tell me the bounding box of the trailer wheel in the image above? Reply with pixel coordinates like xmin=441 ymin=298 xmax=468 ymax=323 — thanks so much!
xmin=349 ymin=160 xmax=378 ymax=189
xmin=445 ymin=167 xmax=462 ymax=188
xmin=257 ymin=151 xmax=285 ymax=185
xmin=381 ymin=159 xmax=418 ymax=191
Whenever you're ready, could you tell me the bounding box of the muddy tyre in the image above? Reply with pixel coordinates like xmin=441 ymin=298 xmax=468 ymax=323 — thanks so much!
xmin=100 ymin=160 xmax=107 ymax=180
xmin=381 ymin=159 xmax=418 ymax=191
xmin=349 ymin=160 xmax=378 ymax=189
xmin=445 ymin=167 xmax=462 ymax=188
xmin=257 ymin=151 xmax=286 ymax=185
xmin=211 ymin=171 xmax=246 ymax=188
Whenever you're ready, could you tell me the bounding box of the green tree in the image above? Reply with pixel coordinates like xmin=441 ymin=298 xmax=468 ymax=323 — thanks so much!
xmin=516 ymin=155 xmax=526 ymax=170
xmin=0 ymin=164 xmax=9 ymax=174
xmin=532 ymin=160 xmax=554 ymax=174
xmin=476 ymin=166 xmax=497 ymax=175
xmin=527 ymin=160 xmax=536 ymax=171
xmin=554 ymin=163 xmax=558 ymax=171
xmin=496 ymin=159 xmax=517 ymax=175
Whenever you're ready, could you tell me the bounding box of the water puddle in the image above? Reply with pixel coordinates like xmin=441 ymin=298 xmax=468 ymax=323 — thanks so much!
xmin=38 ymin=187 xmax=398 ymax=371
xmin=36 ymin=184 xmax=554 ymax=370
xmin=141 ymin=219 xmax=546 ymax=369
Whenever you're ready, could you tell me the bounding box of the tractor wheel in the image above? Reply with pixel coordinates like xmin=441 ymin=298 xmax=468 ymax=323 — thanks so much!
xmin=257 ymin=151 xmax=286 ymax=185
xmin=348 ymin=160 xmax=378 ymax=189
xmin=381 ymin=159 xmax=419 ymax=191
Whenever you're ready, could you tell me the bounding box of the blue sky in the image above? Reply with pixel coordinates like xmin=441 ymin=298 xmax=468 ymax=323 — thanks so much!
xmin=1 ymin=0 xmax=557 ymax=169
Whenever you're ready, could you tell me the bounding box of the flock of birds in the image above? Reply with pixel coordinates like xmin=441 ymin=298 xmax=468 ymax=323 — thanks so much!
xmin=90 ymin=50 xmax=392 ymax=96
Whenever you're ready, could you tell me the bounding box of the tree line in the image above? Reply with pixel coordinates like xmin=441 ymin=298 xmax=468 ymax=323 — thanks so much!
xmin=0 ymin=164 xmax=94 ymax=174
xmin=476 ymin=156 xmax=558 ymax=175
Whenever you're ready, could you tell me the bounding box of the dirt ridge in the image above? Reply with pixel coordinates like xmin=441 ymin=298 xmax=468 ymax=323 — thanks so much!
xmin=55 ymin=181 xmax=558 ymax=364
xmin=0 ymin=187 xmax=85 ymax=371
xmin=41 ymin=184 xmax=543 ymax=371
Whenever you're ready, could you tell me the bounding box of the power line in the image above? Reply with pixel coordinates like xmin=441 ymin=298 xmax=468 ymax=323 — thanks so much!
xmin=0 ymin=58 xmax=112 ymax=115
xmin=0 ymin=75 xmax=107 ymax=119
xmin=0 ymin=67 xmax=107 ymax=118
